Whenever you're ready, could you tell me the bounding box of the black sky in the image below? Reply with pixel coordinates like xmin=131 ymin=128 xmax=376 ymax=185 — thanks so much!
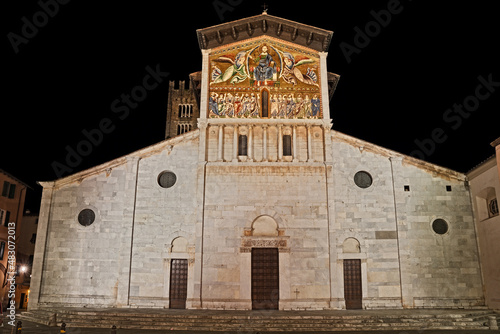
xmin=3 ymin=1 xmax=499 ymax=211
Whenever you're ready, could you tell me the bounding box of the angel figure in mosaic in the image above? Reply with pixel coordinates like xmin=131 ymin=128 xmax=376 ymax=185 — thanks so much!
xmin=280 ymin=52 xmax=319 ymax=87
xmin=211 ymin=51 xmax=249 ymax=85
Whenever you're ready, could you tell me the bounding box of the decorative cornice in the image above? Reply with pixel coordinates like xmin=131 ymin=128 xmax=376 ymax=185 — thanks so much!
xmin=197 ymin=13 xmax=333 ymax=52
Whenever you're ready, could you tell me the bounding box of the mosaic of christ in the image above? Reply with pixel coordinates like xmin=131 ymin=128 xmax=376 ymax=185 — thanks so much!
xmin=210 ymin=42 xmax=321 ymax=89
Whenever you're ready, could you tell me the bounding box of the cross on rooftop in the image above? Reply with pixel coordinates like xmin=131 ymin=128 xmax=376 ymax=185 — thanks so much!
xmin=262 ymin=3 xmax=269 ymax=14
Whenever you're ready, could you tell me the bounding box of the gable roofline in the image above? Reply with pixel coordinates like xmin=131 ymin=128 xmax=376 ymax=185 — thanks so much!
xmin=0 ymin=169 xmax=32 ymax=189
xmin=38 ymin=130 xmax=200 ymax=190
xmin=332 ymin=130 xmax=467 ymax=182
xmin=197 ymin=12 xmax=333 ymax=52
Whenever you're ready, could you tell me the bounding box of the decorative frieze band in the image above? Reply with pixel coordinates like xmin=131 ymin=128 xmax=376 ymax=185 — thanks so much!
xmin=240 ymin=237 xmax=290 ymax=253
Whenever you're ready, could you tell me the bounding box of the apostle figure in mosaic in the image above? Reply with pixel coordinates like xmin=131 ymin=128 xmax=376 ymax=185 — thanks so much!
xmin=311 ymin=95 xmax=321 ymax=118
xmin=225 ymin=93 xmax=234 ymax=117
xmin=304 ymin=95 xmax=312 ymax=118
xmin=242 ymin=94 xmax=251 ymax=117
xmin=270 ymin=94 xmax=279 ymax=118
xmin=234 ymin=93 xmax=243 ymax=117
xmin=278 ymin=94 xmax=287 ymax=118
xmin=286 ymin=94 xmax=296 ymax=118
xmin=211 ymin=51 xmax=249 ymax=85
xmin=209 ymin=93 xmax=219 ymax=117
xmin=217 ymin=93 xmax=226 ymax=116
xmin=249 ymin=93 xmax=260 ymax=117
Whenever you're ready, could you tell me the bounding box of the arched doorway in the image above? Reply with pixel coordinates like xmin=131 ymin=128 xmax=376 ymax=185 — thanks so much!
xmin=342 ymin=238 xmax=362 ymax=309
xmin=169 ymin=237 xmax=188 ymax=309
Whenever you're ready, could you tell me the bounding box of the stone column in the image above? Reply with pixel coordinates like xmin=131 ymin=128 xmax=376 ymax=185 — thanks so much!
xmin=263 ymin=125 xmax=268 ymax=162
xmin=319 ymin=52 xmax=331 ymax=122
xmin=200 ymin=49 xmax=211 ymax=120
xmin=307 ymin=124 xmax=313 ymax=162
xmin=278 ymin=124 xmax=283 ymax=162
xmin=218 ymin=125 xmax=224 ymax=162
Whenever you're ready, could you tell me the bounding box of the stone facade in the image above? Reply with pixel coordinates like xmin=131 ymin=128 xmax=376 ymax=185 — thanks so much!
xmin=29 ymin=13 xmax=486 ymax=311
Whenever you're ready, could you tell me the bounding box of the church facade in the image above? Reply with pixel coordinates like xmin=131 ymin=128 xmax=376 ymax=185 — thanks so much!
xmin=29 ymin=13 xmax=485 ymax=311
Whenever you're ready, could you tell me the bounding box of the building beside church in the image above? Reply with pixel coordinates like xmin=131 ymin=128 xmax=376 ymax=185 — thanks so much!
xmin=0 ymin=169 xmax=29 ymax=310
xmin=467 ymin=138 xmax=500 ymax=310
xmin=29 ymin=13 xmax=486 ymax=311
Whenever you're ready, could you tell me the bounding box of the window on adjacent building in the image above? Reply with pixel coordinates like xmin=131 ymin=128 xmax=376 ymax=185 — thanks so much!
xmin=2 ymin=181 xmax=16 ymax=199
xmin=1 ymin=182 xmax=9 ymax=197
xmin=476 ymin=187 xmax=498 ymax=221
xmin=2 ymin=210 xmax=10 ymax=227
xmin=0 ymin=242 xmax=5 ymax=260
xmin=489 ymin=198 xmax=499 ymax=217
xmin=0 ymin=208 xmax=5 ymax=226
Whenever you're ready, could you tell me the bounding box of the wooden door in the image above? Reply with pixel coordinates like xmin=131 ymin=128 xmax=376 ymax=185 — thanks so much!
xmin=252 ymin=248 xmax=279 ymax=310
xmin=344 ymin=259 xmax=362 ymax=309
xmin=170 ymin=259 xmax=188 ymax=309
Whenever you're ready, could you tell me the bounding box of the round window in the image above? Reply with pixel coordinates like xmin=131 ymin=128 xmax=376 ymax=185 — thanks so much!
xmin=78 ymin=209 xmax=96 ymax=227
xmin=432 ymin=219 xmax=449 ymax=235
xmin=354 ymin=171 xmax=373 ymax=189
xmin=158 ymin=171 xmax=177 ymax=188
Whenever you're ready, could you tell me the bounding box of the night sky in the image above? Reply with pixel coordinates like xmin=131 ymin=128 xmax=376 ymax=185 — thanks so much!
xmin=3 ymin=1 xmax=499 ymax=211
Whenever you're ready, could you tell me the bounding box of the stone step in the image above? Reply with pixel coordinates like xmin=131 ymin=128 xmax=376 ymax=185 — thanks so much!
xmin=20 ymin=308 xmax=497 ymax=332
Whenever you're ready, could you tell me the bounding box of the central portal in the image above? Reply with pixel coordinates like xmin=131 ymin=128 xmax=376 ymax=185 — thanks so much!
xmin=251 ymin=248 xmax=279 ymax=310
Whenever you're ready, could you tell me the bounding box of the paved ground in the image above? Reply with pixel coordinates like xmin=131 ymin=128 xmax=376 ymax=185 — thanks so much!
xmin=0 ymin=319 xmax=498 ymax=334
